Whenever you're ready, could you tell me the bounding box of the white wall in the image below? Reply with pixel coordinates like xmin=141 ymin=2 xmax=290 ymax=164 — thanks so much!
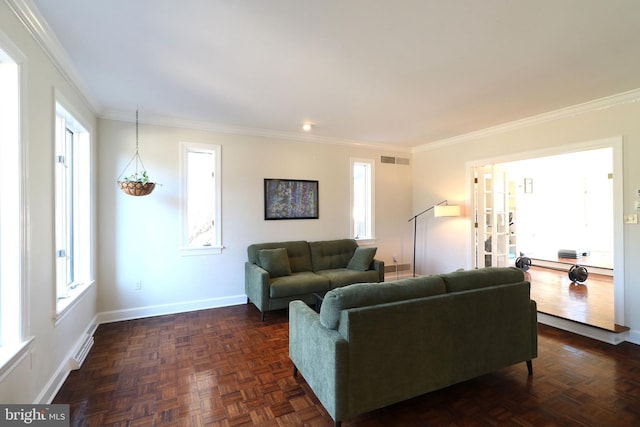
xmin=504 ymin=149 xmax=614 ymax=259
xmin=412 ymin=97 xmax=640 ymax=344
xmin=0 ymin=1 xmax=98 ymax=403
xmin=97 ymin=119 xmax=414 ymax=318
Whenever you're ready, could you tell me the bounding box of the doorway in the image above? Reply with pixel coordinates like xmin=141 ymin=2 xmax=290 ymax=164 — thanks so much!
xmin=468 ymin=137 xmax=625 ymax=329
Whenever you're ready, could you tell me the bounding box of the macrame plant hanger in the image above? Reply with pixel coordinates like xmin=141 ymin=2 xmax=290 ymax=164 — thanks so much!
xmin=117 ymin=110 xmax=156 ymax=196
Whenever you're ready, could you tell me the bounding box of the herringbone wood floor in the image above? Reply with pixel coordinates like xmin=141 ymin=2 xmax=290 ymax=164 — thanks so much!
xmin=54 ymin=304 xmax=640 ymax=426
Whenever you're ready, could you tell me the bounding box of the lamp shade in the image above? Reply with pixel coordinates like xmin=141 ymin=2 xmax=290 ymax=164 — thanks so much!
xmin=433 ymin=204 xmax=461 ymax=217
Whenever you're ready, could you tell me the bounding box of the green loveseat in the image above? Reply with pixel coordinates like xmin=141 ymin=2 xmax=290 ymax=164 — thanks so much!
xmin=245 ymin=239 xmax=384 ymax=320
xmin=289 ymin=267 xmax=538 ymax=426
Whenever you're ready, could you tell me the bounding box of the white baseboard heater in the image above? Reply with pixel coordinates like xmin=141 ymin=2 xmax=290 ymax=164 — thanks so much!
xmin=69 ymin=323 xmax=98 ymax=370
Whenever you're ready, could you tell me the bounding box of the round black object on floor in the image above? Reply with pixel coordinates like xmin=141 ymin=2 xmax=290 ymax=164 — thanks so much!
xmin=515 ymin=256 xmax=532 ymax=272
xmin=568 ymin=264 xmax=589 ymax=283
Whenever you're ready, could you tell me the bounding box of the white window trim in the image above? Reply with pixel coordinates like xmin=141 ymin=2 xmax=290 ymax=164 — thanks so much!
xmin=54 ymin=95 xmax=94 ymax=317
xmin=178 ymin=142 xmax=223 ymax=256
xmin=0 ymin=34 xmax=32 ymax=374
xmin=0 ymin=337 xmax=34 ymax=384
xmin=54 ymin=280 xmax=96 ymax=326
xmin=350 ymin=157 xmax=376 ymax=242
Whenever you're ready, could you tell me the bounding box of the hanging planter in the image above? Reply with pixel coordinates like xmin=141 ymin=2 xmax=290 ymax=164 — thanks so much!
xmin=117 ymin=110 xmax=157 ymax=196
xmin=118 ymin=171 xmax=156 ymax=196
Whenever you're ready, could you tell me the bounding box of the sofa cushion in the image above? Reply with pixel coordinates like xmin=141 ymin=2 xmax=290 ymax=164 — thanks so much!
xmin=316 ymin=268 xmax=380 ymax=289
xmin=248 ymin=241 xmax=312 ymax=273
xmin=310 ymin=239 xmax=358 ymax=271
xmin=347 ymin=247 xmax=377 ymax=271
xmin=320 ymin=275 xmax=447 ymax=330
xmin=257 ymin=248 xmax=291 ymax=278
xmin=441 ymin=267 xmax=525 ymax=293
xmin=269 ymin=272 xmax=330 ymax=298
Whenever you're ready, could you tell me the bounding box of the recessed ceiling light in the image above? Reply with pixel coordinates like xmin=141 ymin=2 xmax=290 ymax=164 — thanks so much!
xmin=302 ymin=123 xmax=312 ymax=132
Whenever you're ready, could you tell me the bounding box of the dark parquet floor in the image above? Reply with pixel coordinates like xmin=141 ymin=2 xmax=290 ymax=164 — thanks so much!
xmin=54 ymin=304 xmax=640 ymax=426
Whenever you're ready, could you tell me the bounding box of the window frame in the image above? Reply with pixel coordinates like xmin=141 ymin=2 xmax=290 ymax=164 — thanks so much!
xmin=0 ymin=38 xmax=32 ymax=376
xmin=350 ymin=157 xmax=375 ymax=243
xmin=179 ymin=142 xmax=222 ymax=256
xmin=54 ymin=98 xmax=94 ymax=319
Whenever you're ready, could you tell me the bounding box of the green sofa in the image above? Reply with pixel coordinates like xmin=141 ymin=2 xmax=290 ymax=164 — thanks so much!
xmin=289 ymin=267 xmax=538 ymax=426
xmin=245 ymin=239 xmax=384 ymax=320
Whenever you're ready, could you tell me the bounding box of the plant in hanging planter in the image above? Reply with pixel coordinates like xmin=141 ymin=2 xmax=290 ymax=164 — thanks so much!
xmin=123 ymin=170 xmax=150 ymax=184
xmin=118 ymin=170 xmax=156 ymax=196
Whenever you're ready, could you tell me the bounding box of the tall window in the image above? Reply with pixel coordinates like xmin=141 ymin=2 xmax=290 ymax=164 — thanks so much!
xmin=0 ymin=46 xmax=25 ymax=362
xmin=55 ymin=102 xmax=92 ymax=311
xmin=180 ymin=142 xmax=222 ymax=254
xmin=350 ymin=158 xmax=375 ymax=240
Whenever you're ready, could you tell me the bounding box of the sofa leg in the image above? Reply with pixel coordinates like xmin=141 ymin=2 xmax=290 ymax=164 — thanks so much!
xmin=261 ymin=311 xmax=265 ymax=322
xmin=526 ymin=360 xmax=533 ymax=375
xmin=334 ymin=420 xmax=341 ymax=427
xmin=293 ymin=366 xmax=298 ymax=378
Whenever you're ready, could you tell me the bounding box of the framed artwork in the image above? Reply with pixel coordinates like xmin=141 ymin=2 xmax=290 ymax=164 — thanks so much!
xmin=264 ymin=179 xmax=319 ymax=220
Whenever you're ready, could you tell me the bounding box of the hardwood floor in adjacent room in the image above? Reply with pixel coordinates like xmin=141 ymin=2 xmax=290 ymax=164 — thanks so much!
xmin=54 ymin=304 xmax=640 ymax=426
xmin=526 ymin=266 xmax=620 ymax=332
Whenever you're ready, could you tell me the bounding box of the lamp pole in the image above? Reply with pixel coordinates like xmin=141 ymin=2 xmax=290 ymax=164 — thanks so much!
xmin=407 ymin=202 xmax=442 ymax=277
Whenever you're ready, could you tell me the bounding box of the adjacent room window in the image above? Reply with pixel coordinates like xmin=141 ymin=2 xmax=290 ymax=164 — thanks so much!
xmin=55 ymin=101 xmax=92 ymax=313
xmin=350 ymin=158 xmax=375 ymax=240
xmin=180 ymin=142 xmax=222 ymax=255
xmin=0 ymin=46 xmax=28 ymax=368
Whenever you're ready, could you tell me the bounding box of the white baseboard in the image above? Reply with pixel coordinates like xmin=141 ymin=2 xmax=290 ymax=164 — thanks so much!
xmin=96 ymin=294 xmax=247 ymax=324
xmin=537 ymin=312 xmax=629 ymax=345
xmin=626 ymin=329 xmax=640 ymax=346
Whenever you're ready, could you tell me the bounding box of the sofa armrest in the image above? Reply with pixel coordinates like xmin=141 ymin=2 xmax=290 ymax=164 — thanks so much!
xmin=245 ymin=262 xmax=270 ymax=311
xmin=289 ymin=300 xmax=349 ymax=423
xmin=372 ymin=259 xmax=385 ymax=282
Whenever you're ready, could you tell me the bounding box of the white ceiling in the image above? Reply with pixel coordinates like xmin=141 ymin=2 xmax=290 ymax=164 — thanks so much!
xmin=26 ymin=0 xmax=640 ymax=148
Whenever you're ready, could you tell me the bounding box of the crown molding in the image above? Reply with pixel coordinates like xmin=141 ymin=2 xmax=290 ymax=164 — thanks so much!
xmin=101 ymin=109 xmax=413 ymax=154
xmin=413 ymin=88 xmax=640 ymax=153
xmin=5 ymin=0 xmax=100 ymax=113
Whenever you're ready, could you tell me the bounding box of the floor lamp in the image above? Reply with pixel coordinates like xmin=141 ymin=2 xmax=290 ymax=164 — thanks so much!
xmin=408 ymin=200 xmax=461 ymax=277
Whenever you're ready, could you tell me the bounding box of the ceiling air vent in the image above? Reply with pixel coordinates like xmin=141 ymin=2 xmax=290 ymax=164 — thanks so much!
xmin=381 ymin=156 xmax=410 ymax=165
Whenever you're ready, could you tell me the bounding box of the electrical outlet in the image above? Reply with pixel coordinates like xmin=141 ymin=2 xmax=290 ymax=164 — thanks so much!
xmin=393 ymin=255 xmax=398 ymax=263
xmin=135 ymin=280 xmax=142 ymax=290
xmin=623 ymin=214 xmax=638 ymax=224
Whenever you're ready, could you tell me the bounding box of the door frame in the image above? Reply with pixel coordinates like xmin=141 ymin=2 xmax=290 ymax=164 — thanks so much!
xmin=465 ymin=136 xmax=624 ymax=326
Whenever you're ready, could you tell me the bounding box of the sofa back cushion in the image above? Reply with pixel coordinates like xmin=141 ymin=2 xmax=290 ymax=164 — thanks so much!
xmin=440 ymin=267 xmax=525 ymax=293
xmin=319 ymin=275 xmax=447 ymax=330
xmin=310 ymin=239 xmax=358 ymax=272
xmin=247 ymin=241 xmax=312 ymax=273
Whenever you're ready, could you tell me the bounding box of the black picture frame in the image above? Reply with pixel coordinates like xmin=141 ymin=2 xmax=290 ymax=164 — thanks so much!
xmin=264 ymin=179 xmax=319 ymax=220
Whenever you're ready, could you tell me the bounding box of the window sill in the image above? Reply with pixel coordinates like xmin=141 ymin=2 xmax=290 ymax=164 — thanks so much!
xmin=354 ymin=238 xmax=377 ymax=247
xmin=0 ymin=336 xmax=34 ymax=382
xmin=55 ymin=280 xmax=95 ymax=325
xmin=178 ymin=245 xmax=223 ymax=256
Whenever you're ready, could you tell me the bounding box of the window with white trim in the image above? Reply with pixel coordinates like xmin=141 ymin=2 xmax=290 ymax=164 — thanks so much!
xmin=55 ymin=102 xmax=92 ymax=312
xmin=350 ymin=158 xmax=375 ymax=240
xmin=180 ymin=142 xmax=222 ymax=255
xmin=0 ymin=47 xmax=27 ymax=365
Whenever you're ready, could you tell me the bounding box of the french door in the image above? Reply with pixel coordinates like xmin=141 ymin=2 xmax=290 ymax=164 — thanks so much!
xmin=473 ymin=165 xmax=514 ymax=268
